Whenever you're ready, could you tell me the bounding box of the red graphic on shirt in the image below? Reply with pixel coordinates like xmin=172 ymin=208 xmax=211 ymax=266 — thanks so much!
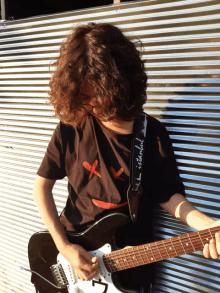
xmin=92 ymin=199 xmax=127 ymax=209
xmin=83 ymin=160 xmax=101 ymax=180
xmin=110 ymin=166 xmax=125 ymax=181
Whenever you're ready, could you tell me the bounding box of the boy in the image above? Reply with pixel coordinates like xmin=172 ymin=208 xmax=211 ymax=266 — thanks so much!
xmin=34 ymin=22 xmax=220 ymax=292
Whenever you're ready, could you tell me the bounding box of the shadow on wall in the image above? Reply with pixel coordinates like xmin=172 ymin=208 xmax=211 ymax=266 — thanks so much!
xmin=150 ymin=38 xmax=220 ymax=293
xmin=162 ymin=39 xmax=220 ymax=220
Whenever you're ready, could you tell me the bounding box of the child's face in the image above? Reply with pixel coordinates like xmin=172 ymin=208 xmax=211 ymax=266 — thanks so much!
xmin=80 ymin=80 xmax=101 ymax=117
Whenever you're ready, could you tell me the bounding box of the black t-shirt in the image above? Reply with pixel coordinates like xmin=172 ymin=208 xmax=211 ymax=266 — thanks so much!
xmin=37 ymin=113 xmax=185 ymax=290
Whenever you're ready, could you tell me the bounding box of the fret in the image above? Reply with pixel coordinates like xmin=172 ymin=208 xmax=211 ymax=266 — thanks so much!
xmin=188 ymin=234 xmax=196 ymax=251
xmin=103 ymin=255 xmax=111 ymax=272
xmin=104 ymin=255 xmax=112 ymax=270
xmin=208 ymin=228 xmax=214 ymax=240
xmin=137 ymin=246 xmax=145 ymax=265
xmin=104 ymin=255 xmax=117 ymax=272
xmin=129 ymin=248 xmax=136 ymax=267
xmin=155 ymin=242 xmax=163 ymax=261
xmin=129 ymin=247 xmax=141 ymax=267
xmin=143 ymin=245 xmax=150 ymax=263
xmin=198 ymin=231 xmax=205 ymax=247
xmin=126 ymin=249 xmax=134 ymax=268
xmin=114 ymin=252 xmax=124 ymax=271
xmin=108 ymin=252 xmax=120 ymax=271
xmin=164 ymin=239 xmax=176 ymax=257
xmin=170 ymin=239 xmax=178 ymax=257
xmin=163 ymin=240 xmax=171 ymax=258
xmin=148 ymin=244 xmax=157 ymax=262
xmin=110 ymin=260 xmax=118 ymax=272
xmin=178 ymin=236 xmax=186 ymax=254
xmin=112 ymin=250 xmax=128 ymax=271
xmin=131 ymin=247 xmax=141 ymax=266
xmin=120 ymin=250 xmax=131 ymax=270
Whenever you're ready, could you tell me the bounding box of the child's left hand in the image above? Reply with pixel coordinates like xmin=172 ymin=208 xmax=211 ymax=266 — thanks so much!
xmin=203 ymin=220 xmax=220 ymax=259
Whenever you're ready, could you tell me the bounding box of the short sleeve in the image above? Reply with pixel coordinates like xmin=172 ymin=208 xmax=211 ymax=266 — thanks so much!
xmin=37 ymin=122 xmax=66 ymax=180
xmin=151 ymin=122 xmax=185 ymax=204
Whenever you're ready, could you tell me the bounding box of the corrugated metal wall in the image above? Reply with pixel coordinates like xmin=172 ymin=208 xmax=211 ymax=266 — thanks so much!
xmin=0 ymin=0 xmax=219 ymax=292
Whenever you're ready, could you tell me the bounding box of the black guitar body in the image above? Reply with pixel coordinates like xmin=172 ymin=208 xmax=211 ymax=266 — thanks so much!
xmin=28 ymin=212 xmax=149 ymax=293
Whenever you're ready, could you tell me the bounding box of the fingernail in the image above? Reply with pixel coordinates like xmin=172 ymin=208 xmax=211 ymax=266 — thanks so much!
xmin=215 ymin=232 xmax=219 ymax=237
xmin=205 ymin=243 xmax=209 ymax=248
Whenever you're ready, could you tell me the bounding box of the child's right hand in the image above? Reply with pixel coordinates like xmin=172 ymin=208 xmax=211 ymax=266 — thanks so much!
xmin=60 ymin=243 xmax=99 ymax=281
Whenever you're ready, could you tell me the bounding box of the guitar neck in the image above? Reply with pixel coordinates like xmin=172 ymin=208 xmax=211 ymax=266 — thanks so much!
xmin=103 ymin=225 xmax=220 ymax=273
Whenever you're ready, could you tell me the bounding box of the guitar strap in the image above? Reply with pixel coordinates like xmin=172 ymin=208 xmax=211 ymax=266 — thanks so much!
xmin=127 ymin=112 xmax=148 ymax=222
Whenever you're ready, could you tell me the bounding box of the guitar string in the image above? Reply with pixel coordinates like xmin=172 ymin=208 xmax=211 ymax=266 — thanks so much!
xmin=105 ymin=235 xmax=214 ymax=263
xmin=104 ymin=239 xmax=207 ymax=267
xmin=104 ymin=247 xmax=174 ymax=268
xmin=104 ymin=241 xmax=207 ymax=272
xmin=104 ymin=246 xmax=179 ymax=272
xmin=104 ymin=240 xmax=203 ymax=272
xmin=155 ymin=231 xmax=216 ymax=248
xmin=103 ymin=227 xmax=220 ymax=272
xmin=104 ymin=239 xmax=207 ymax=268
xmin=104 ymin=244 xmax=203 ymax=272
xmin=108 ymin=226 xmax=220 ymax=258
xmin=105 ymin=244 xmax=207 ymax=272
xmin=105 ymin=238 xmax=205 ymax=264
xmin=145 ymin=237 xmax=204 ymax=250
xmin=104 ymin=227 xmax=220 ymax=266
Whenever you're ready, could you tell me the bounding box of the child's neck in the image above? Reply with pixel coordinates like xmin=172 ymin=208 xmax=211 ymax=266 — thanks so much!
xmin=99 ymin=119 xmax=134 ymax=134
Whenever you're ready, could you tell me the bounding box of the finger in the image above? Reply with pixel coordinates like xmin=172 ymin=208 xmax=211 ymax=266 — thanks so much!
xmin=87 ymin=269 xmax=99 ymax=280
xmin=78 ymin=255 xmax=93 ymax=272
xmin=75 ymin=270 xmax=84 ymax=280
xmin=203 ymin=243 xmax=210 ymax=258
xmin=209 ymin=239 xmax=219 ymax=259
xmin=215 ymin=232 xmax=220 ymax=255
xmin=77 ymin=268 xmax=97 ymax=281
xmin=76 ymin=269 xmax=89 ymax=281
xmin=91 ymin=261 xmax=99 ymax=270
xmin=91 ymin=256 xmax=99 ymax=264
xmin=78 ymin=255 xmax=99 ymax=273
xmin=80 ymin=249 xmax=99 ymax=265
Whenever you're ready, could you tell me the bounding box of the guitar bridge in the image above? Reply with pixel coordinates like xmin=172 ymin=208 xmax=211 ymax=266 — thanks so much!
xmin=50 ymin=263 xmax=68 ymax=289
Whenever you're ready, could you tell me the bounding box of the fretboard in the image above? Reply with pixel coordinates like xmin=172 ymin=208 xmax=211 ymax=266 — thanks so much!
xmin=103 ymin=225 xmax=220 ymax=273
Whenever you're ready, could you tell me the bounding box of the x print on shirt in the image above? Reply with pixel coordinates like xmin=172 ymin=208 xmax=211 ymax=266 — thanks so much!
xmin=83 ymin=160 xmax=101 ymax=180
xmin=110 ymin=166 xmax=125 ymax=181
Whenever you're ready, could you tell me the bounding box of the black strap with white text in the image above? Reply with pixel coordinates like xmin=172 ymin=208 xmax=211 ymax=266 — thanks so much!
xmin=127 ymin=112 xmax=148 ymax=222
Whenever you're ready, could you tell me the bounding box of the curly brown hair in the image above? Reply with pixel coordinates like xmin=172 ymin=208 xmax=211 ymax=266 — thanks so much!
xmin=48 ymin=22 xmax=147 ymax=126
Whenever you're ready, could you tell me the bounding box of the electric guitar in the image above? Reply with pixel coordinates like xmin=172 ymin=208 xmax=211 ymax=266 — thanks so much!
xmin=28 ymin=212 xmax=220 ymax=293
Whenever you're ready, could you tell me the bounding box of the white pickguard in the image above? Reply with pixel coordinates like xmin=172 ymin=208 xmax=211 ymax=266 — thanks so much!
xmin=57 ymin=243 xmax=122 ymax=293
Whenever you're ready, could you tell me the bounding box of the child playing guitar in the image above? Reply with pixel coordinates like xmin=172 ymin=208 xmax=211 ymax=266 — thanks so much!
xmin=32 ymin=22 xmax=220 ymax=293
